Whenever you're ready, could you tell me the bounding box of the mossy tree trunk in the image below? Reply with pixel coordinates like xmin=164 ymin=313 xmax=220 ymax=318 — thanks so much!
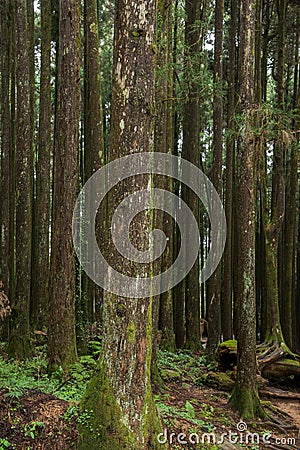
xmin=79 ymin=0 xmax=164 ymax=448
xmin=47 ymin=0 xmax=80 ymax=373
xmin=206 ymin=0 xmax=224 ymax=360
xmin=261 ymin=0 xmax=287 ymax=348
xmin=31 ymin=0 xmax=52 ymax=331
xmin=282 ymin=13 xmax=298 ymax=351
xmin=8 ymin=0 xmax=33 ymax=360
xmin=182 ymin=0 xmax=201 ymax=351
xmin=229 ymin=0 xmax=264 ymax=419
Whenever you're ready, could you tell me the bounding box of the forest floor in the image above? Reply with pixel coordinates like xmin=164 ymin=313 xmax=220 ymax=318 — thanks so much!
xmin=0 ymin=343 xmax=299 ymax=450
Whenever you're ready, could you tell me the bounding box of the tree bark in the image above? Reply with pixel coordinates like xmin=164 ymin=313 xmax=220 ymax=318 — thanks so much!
xmin=172 ymin=0 xmax=186 ymax=349
xmin=222 ymin=0 xmax=237 ymax=343
xmin=229 ymin=0 xmax=264 ymax=419
xmin=82 ymin=0 xmax=105 ymax=326
xmin=31 ymin=0 xmax=52 ymax=330
xmin=262 ymin=0 xmax=287 ymax=347
xmin=206 ymin=0 xmax=224 ymax=360
xmin=79 ymin=1 xmax=164 ymax=448
xmin=8 ymin=0 xmax=33 ymax=359
xmin=282 ymin=12 xmax=298 ymax=351
xmin=182 ymin=0 xmax=201 ymax=351
xmin=47 ymin=0 xmax=80 ymax=372
xmin=156 ymin=0 xmax=175 ymax=352
xmin=0 ymin=0 xmax=11 ymax=310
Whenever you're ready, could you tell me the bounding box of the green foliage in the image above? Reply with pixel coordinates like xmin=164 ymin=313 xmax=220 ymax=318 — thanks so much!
xmin=87 ymin=340 xmax=101 ymax=357
xmin=231 ymin=102 xmax=298 ymax=144
xmin=185 ymin=400 xmax=196 ymax=419
xmin=155 ymin=395 xmax=214 ymax=430
xmin=63 ymin=404 xmax=80 ymax=422
xmin=0 ymin=354 xmax=96 ymax=402
xmin=157 ymin=350 xmax=217 ymax=385
xmin=157 ymin=349 xmax=193 ymax=372
xmin=23 ymin=421 xmax=45 ymax=439
xmin=0 ymin=438 xmax=13 ymax=449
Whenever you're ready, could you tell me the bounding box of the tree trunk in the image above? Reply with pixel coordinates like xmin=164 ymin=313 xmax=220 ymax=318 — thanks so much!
xmin=222 ymin=0 xmax=237 ymax=343
xmin=8 ymin=0 xmax=33 ymax=359
xmin=182 ymin=0 xmax=201 ymax=351
xmin=206 ymin=0 xmax=224 ymax=360
xmin=47 ymin=0 xmax=80 ymax=372
xmin=0 ymin=0 xmax=11 ymax=332
xmin=262 ymin=0 xmax=287 ymax=347
xmin=31 ymin=0 xmax=52 ymax=330
xmin=282 ymin=14 xmax=298 ymax=351
xmin=229 ymin=0 xmax=264 ymax=419
xmin=79 ymin=1 xmax=164 ymax=448
xmin=172 ymin=0 xmax=185 ymax=349
xmin=156 ymin=0 xmax=175 ymax=352
xmin=83 ymin=0 xmax=105 ymax=326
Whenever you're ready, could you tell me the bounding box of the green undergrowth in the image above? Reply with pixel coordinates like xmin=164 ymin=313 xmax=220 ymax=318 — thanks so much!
xmin=0 ymin=346 xmax=97 ymax=402
xmin=156 ymin=349 xmax=217 ymax=383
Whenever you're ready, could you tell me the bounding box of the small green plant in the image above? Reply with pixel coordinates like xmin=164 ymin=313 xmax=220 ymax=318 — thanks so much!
xmin=77 ymin=409 xmax=94 ymax=432
xmin=0 ymin=438 xmax=13 ymax=449
xmin=185 ymin=400 xmax=196 ymax=419
xmin=23 ymin=421 xmax=45 ymax=439
xmin=87 ymin=340 xmax=101 ymax=357
xmin=63 ymin=404 xmax=80 ymax=422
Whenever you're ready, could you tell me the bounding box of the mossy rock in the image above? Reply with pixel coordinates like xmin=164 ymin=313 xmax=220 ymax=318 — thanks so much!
xmin=217 ymin=340 xmax=237 ymax=371
xmin=197 ymin=371 xmax=234 ymax=390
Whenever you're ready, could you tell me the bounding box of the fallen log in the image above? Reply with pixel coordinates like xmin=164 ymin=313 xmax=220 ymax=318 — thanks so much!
xmin=217 ymin=341 xmax=300 ymax=383
xmin=261 ymin=358 xmax=300 ymax=381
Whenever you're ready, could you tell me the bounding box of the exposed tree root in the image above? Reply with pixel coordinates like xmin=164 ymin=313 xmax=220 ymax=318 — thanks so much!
xmin=258 ymin=345 xmax=287 ymax=368
xmin=257 ymin=338 xmax=300 ymax=368
xmin=262 ymin=403 xmax=297 ymax=429
xmin=260 ymin=387 xmax=300 ymax=400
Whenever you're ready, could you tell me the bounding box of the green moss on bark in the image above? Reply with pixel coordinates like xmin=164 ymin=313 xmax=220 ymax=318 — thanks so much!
xmin=78 ymin=356 xmax=166 ymax=450
xmin=77 ymin=357 xmax=136 ymax=450
xmin=7 ymin=334 xmax=31 ymax=360
xmin=229 ymin=385 xmax=265 ymax=420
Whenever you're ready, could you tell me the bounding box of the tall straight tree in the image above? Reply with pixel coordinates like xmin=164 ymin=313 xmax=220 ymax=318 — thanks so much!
xmin=47 ymin=0 xmax=80 ymax=372
xmin=206 ymin=0 xmax=224 ymax=359
xmin=79 ymin=0 xmax=163 ymax=448
xmin=281 ymin=1 xmax=300 ymax=348
xmin=156 ymin=0 xmax=175 ymax=352
xmin=0 ymin=0 xmax=11 ymax=299
xmin=222 ymin=0 xmax=237 ymax=341
xmin=182 ymin=0 xmax=201 ymax=350
xmin=31 ymin=0 xmax=52 ymax=329
xmin=172 ymin=0 xmax=185 ymax=349
xmin=82 ymin=0 xmax=105 ymax=325
xmin=282 ymin=12 xmax=298 ymax=350
xmin=229 ymin=0 xmax=264 ymax=418
xmin=8 ymin=0 xmax=33 ymax=359
xmin=261 ymin=0 xmax=289 ymax=351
